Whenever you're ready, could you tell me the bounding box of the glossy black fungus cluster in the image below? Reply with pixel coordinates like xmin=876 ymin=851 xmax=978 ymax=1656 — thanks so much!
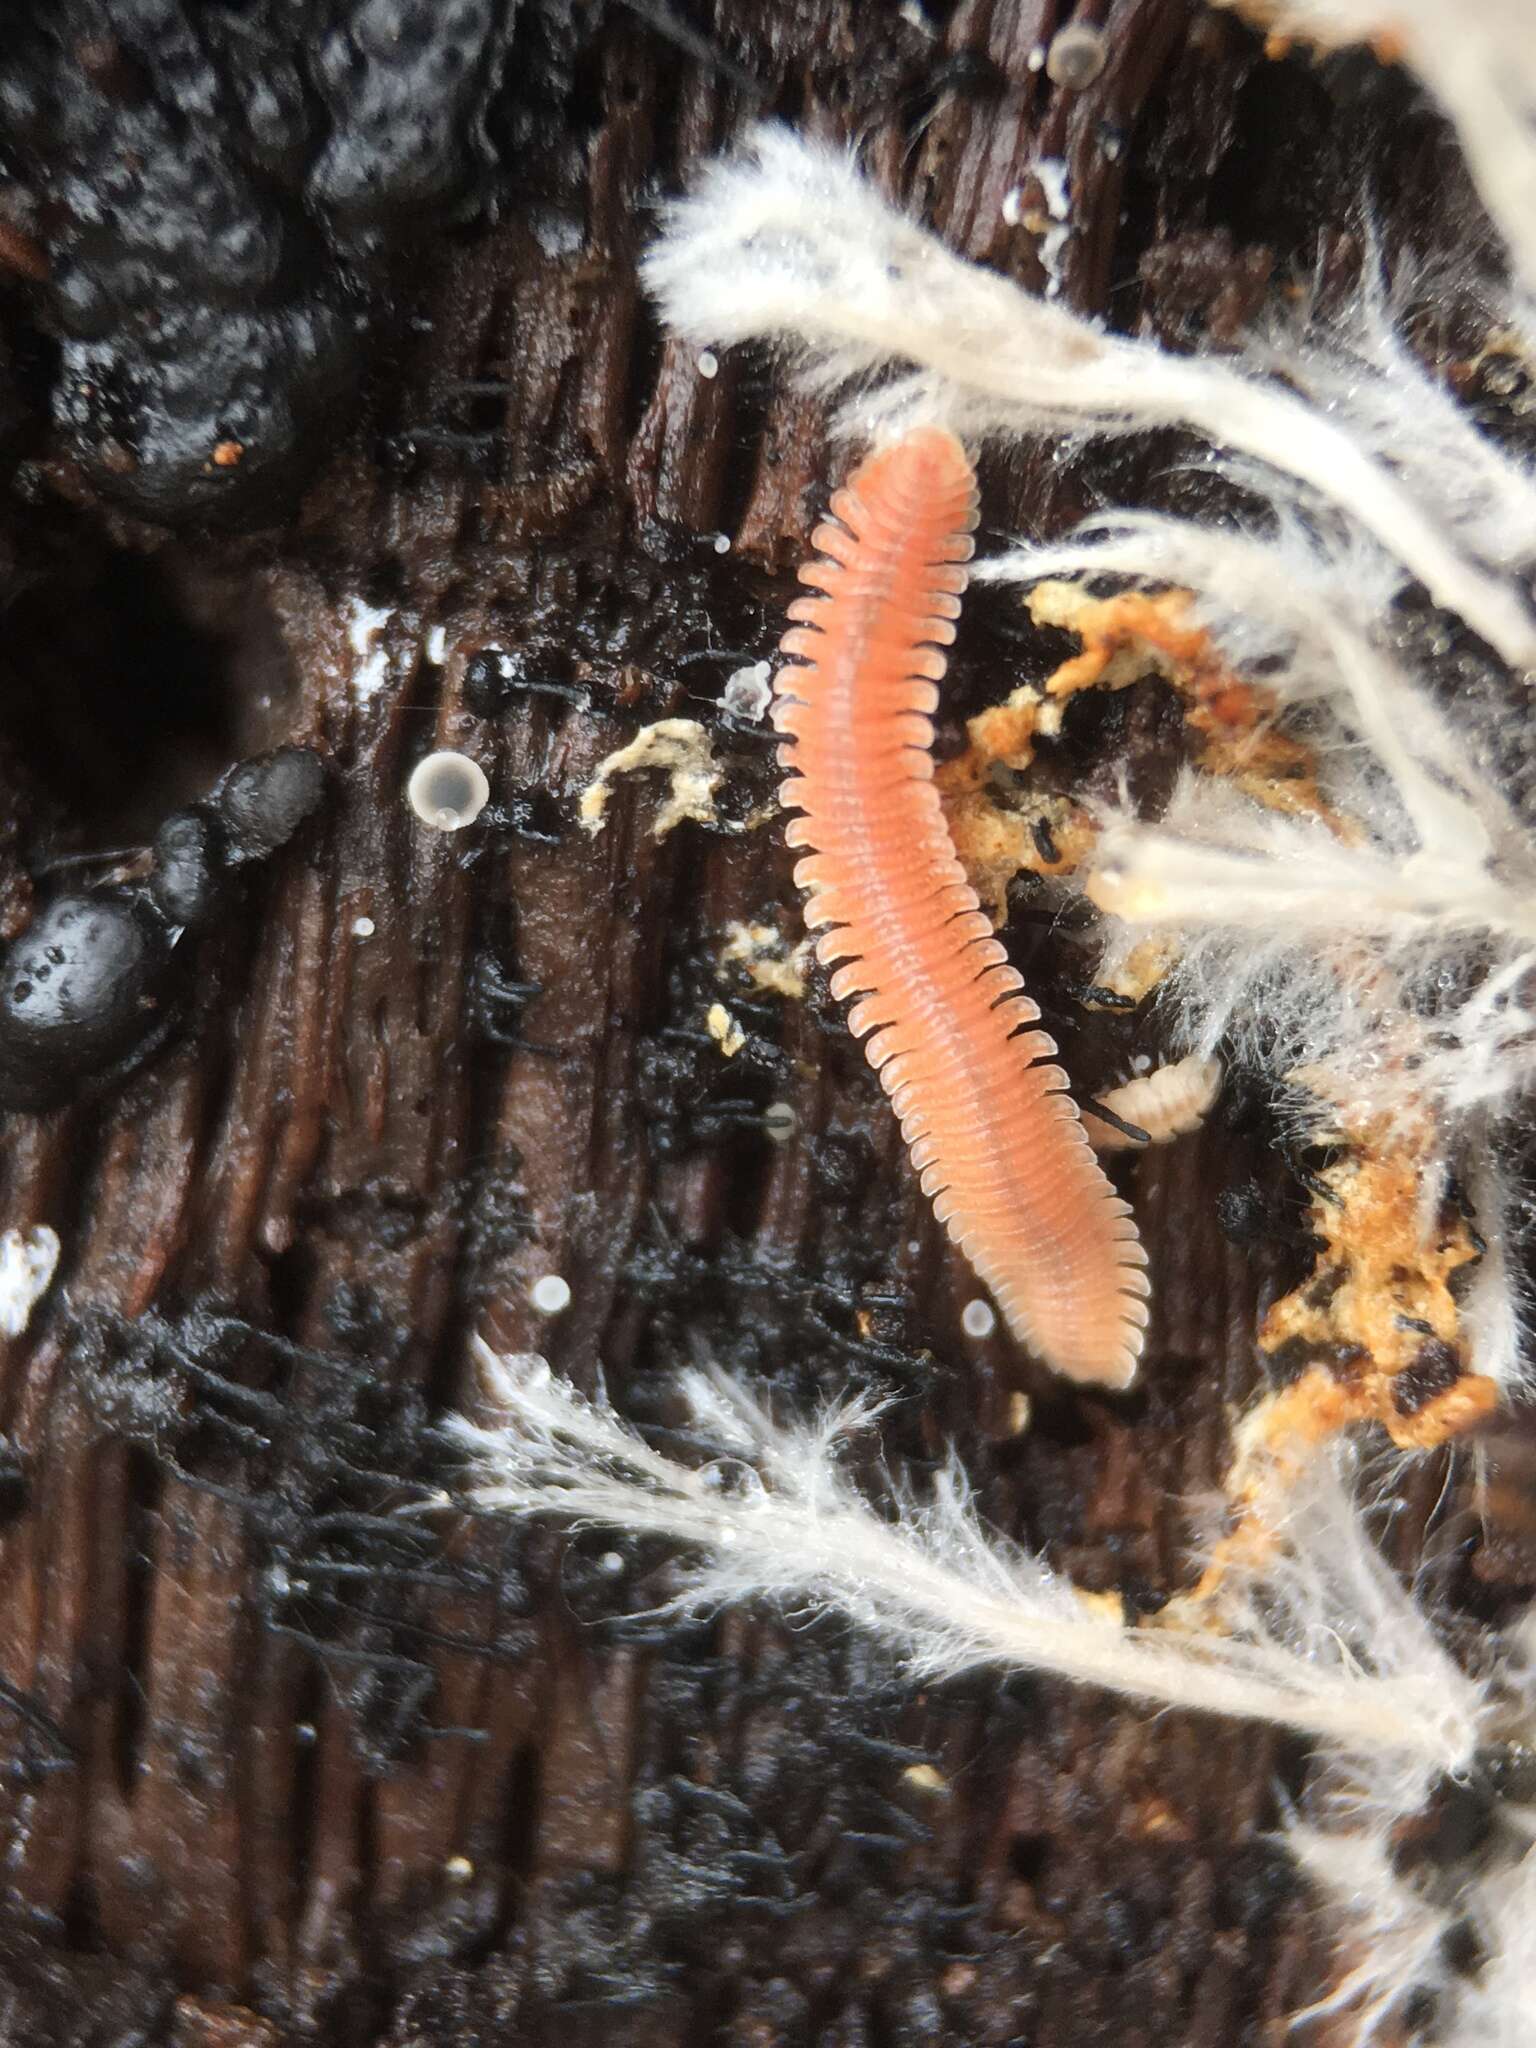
xmin=0 ymin=746 xmax=324 ymax=1111
xmin=0 ymin=0 xmax=514 ymax=526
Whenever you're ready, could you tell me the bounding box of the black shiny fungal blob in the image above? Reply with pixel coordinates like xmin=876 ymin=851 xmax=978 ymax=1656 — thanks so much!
xmin=464 ymin=647 xmax=524 ymax=715
xmin=214 ymin=745 xmax=326 ymax=862
xmin=463 ymin=645 xmax=588 ymax=714
xmin=148 ymin=808 xmax=224 ymax=930
xmin=0 ymin=890 xmax=179 ymax=1112
xmin=0 ymin=0 xmax=517 ymax=526
xmin=308 ymin=0 xmax=513 ymax=234
xmin=0 ymin=745 xmax=327 ymax=1113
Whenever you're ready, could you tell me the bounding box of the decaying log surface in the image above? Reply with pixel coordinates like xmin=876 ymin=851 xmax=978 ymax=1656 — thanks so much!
xmin=0 ymin=3 xmax=1520 ymax=2042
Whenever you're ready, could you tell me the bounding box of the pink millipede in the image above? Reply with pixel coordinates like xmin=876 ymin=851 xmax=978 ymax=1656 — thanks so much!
xmin=773 ymin=427 xmax=1149 ymax=1386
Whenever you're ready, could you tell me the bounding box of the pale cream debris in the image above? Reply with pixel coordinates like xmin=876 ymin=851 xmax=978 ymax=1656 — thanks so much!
xmin=344 ymin=596 xmax=393 ymax=703
xmin=706 ymin=1001 xmax=747 ymax=1057
xmin=1033 ymin=156 xmax=1072 ymax=299
xmin=0 ymin=1224 xmax=60 ymax=1338
xmin=578 ymin=717 xmax=724 ymax=839
xmin=900 ymin=1763 xmax=949 ymax=1797
xmin=719 ymin=919 xmax=812 ymax=999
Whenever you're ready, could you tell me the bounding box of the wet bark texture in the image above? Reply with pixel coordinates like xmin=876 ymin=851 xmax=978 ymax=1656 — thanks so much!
xmin=0 ymin=3 xmax=1517 ymax=2043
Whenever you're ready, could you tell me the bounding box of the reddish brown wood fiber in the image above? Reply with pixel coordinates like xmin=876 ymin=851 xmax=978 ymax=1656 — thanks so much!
xmin=774 ymin=429 xmax=1149 ymax=1386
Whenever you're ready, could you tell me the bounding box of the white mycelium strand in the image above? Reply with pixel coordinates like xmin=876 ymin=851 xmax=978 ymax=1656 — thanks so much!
xmin=445 ymin=1344 xmax=1482 ymax=1766
xmin=642 ymin=126 xmax=1536 ymax=669
xmin=1288 ymin=1637 xmax=1536 ymax=2047
xmin=982 ymin=512 xmax=1536 ymax=1133
xmin=442 ymin=1349 xmax=1535 ymax=2045
xmin=645 ymin=114 xmax=1536 ymax=1369
xmin=977 ymin=509 xmax=1408 ymax=699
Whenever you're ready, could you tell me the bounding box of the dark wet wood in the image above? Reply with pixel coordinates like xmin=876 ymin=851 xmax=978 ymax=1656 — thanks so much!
xmin=0 ymin=2 xmax=1514 ymax=2042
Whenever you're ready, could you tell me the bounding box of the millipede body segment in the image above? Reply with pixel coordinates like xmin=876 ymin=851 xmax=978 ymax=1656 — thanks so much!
xmin=773 ymin=428 xmax=1149 ymax=1387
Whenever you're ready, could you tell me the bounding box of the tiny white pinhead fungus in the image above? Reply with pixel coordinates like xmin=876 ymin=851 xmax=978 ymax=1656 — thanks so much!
xmin=407 ymin=751 xmax=490 ymax=832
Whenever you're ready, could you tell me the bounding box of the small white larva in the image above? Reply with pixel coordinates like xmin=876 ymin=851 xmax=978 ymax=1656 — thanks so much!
xmin=1086 ymin=1054 xmax=1223 ymax=1151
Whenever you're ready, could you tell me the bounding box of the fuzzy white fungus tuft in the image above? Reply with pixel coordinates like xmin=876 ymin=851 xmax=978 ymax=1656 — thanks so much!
xmin=641 ymin=120 xmax=1536 ymax=1388
xmin=443 ymin=1347 xmax=1484 ymax=1762
xmin=1237 ymin=0 xmax=1536 ymax=293
xmin=439 ymin=1351 xmax=1536 ymax=2041
xmin=641 ymin=126 xmax=1536 ymax=667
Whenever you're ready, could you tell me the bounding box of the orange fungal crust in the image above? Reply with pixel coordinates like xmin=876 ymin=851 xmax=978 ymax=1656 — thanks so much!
xmin=772 ymin=428 xmax=1149 ymax=1387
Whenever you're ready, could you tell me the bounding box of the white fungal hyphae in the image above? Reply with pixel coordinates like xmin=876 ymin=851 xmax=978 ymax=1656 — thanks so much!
xmin=407 ymin=751 xmax=491 ymax=832
xmin=446 ymin=1347 xmax=1484 ymax=1758
xmin=0 ymin=1225 xmax=60 ymax=1338
xmin=445 ymin=1353 xmax=1536 ymax=2040
xmin=640 ymin=112 xmax=1536 ymax=1381
xmin=633 ymin=91 xmax=1536 ymax=2038
xmin=641 ymin=125 xmax=1536 ymax=666
xmin=1229 ymin=0 xmax=1536 ymax=292
xmin=1288 ymin=1697 xmax=1536 ymax=2047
